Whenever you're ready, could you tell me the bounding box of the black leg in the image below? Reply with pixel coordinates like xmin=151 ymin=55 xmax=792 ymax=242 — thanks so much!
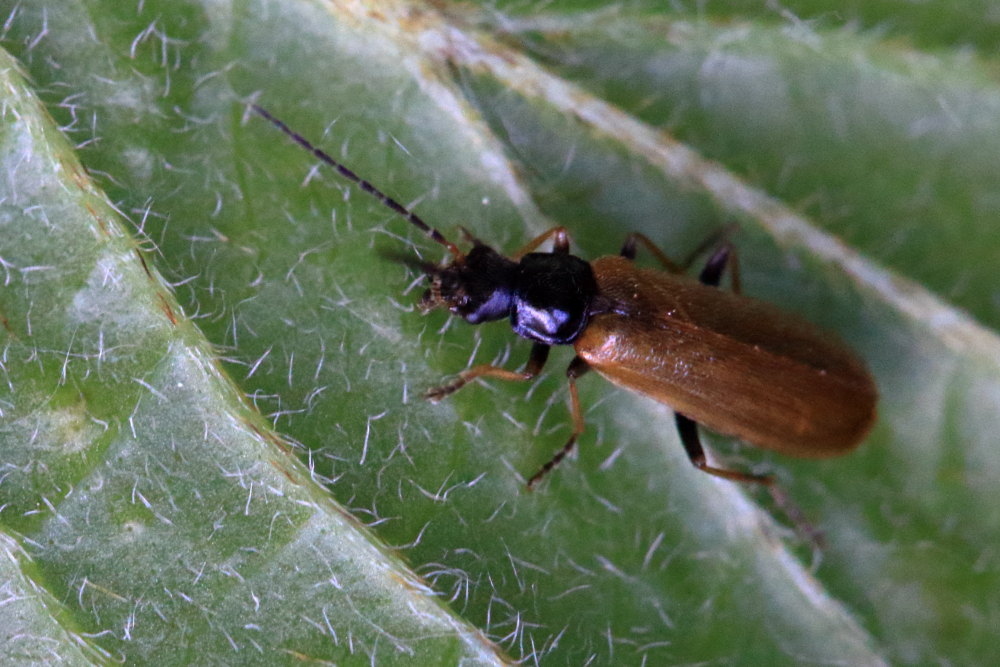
xmin=527 ymin=356 xmax=591 ymax=489
xmin=675 ymin=412 xmax=823 ymax=546
xmin=697 ymin=243 xmax=741 ymax=293
xmin=619 ymin=229 xmax=742 ymax=288
xmin=674 ymin=413 xmax=774 ymax=485
xmin=523 ymin=342 xmax=551 ymax=376
xmin=619 ymin=233 xmax=683 ymax=272
xmin=676 ymin=223 xmax=734 ymax=266
xmin=619 ymin=235 xmax=637 ymax=260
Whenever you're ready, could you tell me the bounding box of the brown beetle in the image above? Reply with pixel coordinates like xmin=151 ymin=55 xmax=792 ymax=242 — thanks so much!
xmin=253 ymin=105 xmax=877 ymax=498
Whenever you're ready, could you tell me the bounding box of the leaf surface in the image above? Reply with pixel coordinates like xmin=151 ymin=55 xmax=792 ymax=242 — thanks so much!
xmin=2 ymin=1 xmax=999 ymax=664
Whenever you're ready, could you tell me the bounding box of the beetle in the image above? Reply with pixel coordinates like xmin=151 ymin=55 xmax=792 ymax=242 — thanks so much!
xmin=252 ymin=104 xmax=878 ymax=498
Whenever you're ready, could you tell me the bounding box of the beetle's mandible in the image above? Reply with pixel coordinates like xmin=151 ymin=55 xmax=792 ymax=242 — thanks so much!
xmin=252 ymin=105 xmax=878 ymax=498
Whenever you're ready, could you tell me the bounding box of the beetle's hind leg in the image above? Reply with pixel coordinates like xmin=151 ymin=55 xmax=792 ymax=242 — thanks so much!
xmin=676 ymin=238 xmax=759 ymax=476
xmin=697 ymin=242 xmax=741 ymax=294
xmin=675 ymin=413 xmax=773 ymax=485
xmin=676 ymin=413 xmax=824 ymax=547
xmin=527 ymin=356 xmax=590 ymax=489
xmin=680 ymin=246 xmax=821 ymax=544
xmin=424 ymin=342 xmax=550 ymax=401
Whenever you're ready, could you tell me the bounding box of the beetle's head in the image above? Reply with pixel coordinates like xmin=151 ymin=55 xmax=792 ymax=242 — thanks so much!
xmin=421 ymin=242 xmax=517 ymax=325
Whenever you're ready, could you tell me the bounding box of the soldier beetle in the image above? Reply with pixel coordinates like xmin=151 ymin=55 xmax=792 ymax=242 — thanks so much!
xmin=252 ymin=105 xmax=877 ymax=538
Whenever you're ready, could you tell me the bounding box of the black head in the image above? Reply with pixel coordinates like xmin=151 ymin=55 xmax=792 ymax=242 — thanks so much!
xmin=421 ymin=243 xmax=518 ymax=324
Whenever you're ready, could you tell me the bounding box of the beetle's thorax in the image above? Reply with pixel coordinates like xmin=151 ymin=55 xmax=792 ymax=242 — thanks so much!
xmin=421 ymin=243 xmax=599 ymax=346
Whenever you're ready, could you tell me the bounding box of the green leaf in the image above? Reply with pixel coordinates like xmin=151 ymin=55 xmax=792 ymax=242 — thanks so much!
xmin=0 ymin=38 xmax=503 ymax=667
xmin=3 ymin=1 xmax=999 ymax=664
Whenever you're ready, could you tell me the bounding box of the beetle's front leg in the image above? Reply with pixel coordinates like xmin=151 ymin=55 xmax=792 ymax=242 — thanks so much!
xmin=424 ymin=342 xmax=550 ymax=402
xmin=512 ymin=226 xmax=571 ymax=259
xmin=527 ymin=356 xmax=591 ymax=489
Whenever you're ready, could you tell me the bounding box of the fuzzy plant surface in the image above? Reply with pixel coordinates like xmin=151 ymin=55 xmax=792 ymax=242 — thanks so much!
xmin=2 ymin=1 xmax=999 ymax=665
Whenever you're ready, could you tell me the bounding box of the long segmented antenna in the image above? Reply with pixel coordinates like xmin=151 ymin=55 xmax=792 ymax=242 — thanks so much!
xmin=251 ymin=105 xmax=463 ymax=259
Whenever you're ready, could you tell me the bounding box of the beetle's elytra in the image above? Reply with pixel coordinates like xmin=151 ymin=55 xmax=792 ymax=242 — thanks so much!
xmin=252 ymin=104 xmax=878 ymax=498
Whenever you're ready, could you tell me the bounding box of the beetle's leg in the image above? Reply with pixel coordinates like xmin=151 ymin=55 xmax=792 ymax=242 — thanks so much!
xmin=425 ymin=342 xmax=550 ymax=402
xmin=675 ymin=413 xmax=774 ymax=485
xmin=675 ymin=413 xmax=824 ymax=547
xmin=678 ymin=223 xmax=738 ymax=269
xmin=512 ymin=226 xmax=571 ymax=259
xmin=527 ymin=356 xmax=590 ymax=489
xmin=456 ymin=225 xmax=485 ymax=246
xmin=697 ymin=243 xmax=742 ymax=294
xmin=622 ymin=225 xmax=741 ymax=289
xmin=619 ymin=233 xmax=684 ymax=273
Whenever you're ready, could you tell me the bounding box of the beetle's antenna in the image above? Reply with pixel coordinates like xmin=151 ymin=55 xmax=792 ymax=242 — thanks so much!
xmin=252 ymin=105 xmax=462 ymax=260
